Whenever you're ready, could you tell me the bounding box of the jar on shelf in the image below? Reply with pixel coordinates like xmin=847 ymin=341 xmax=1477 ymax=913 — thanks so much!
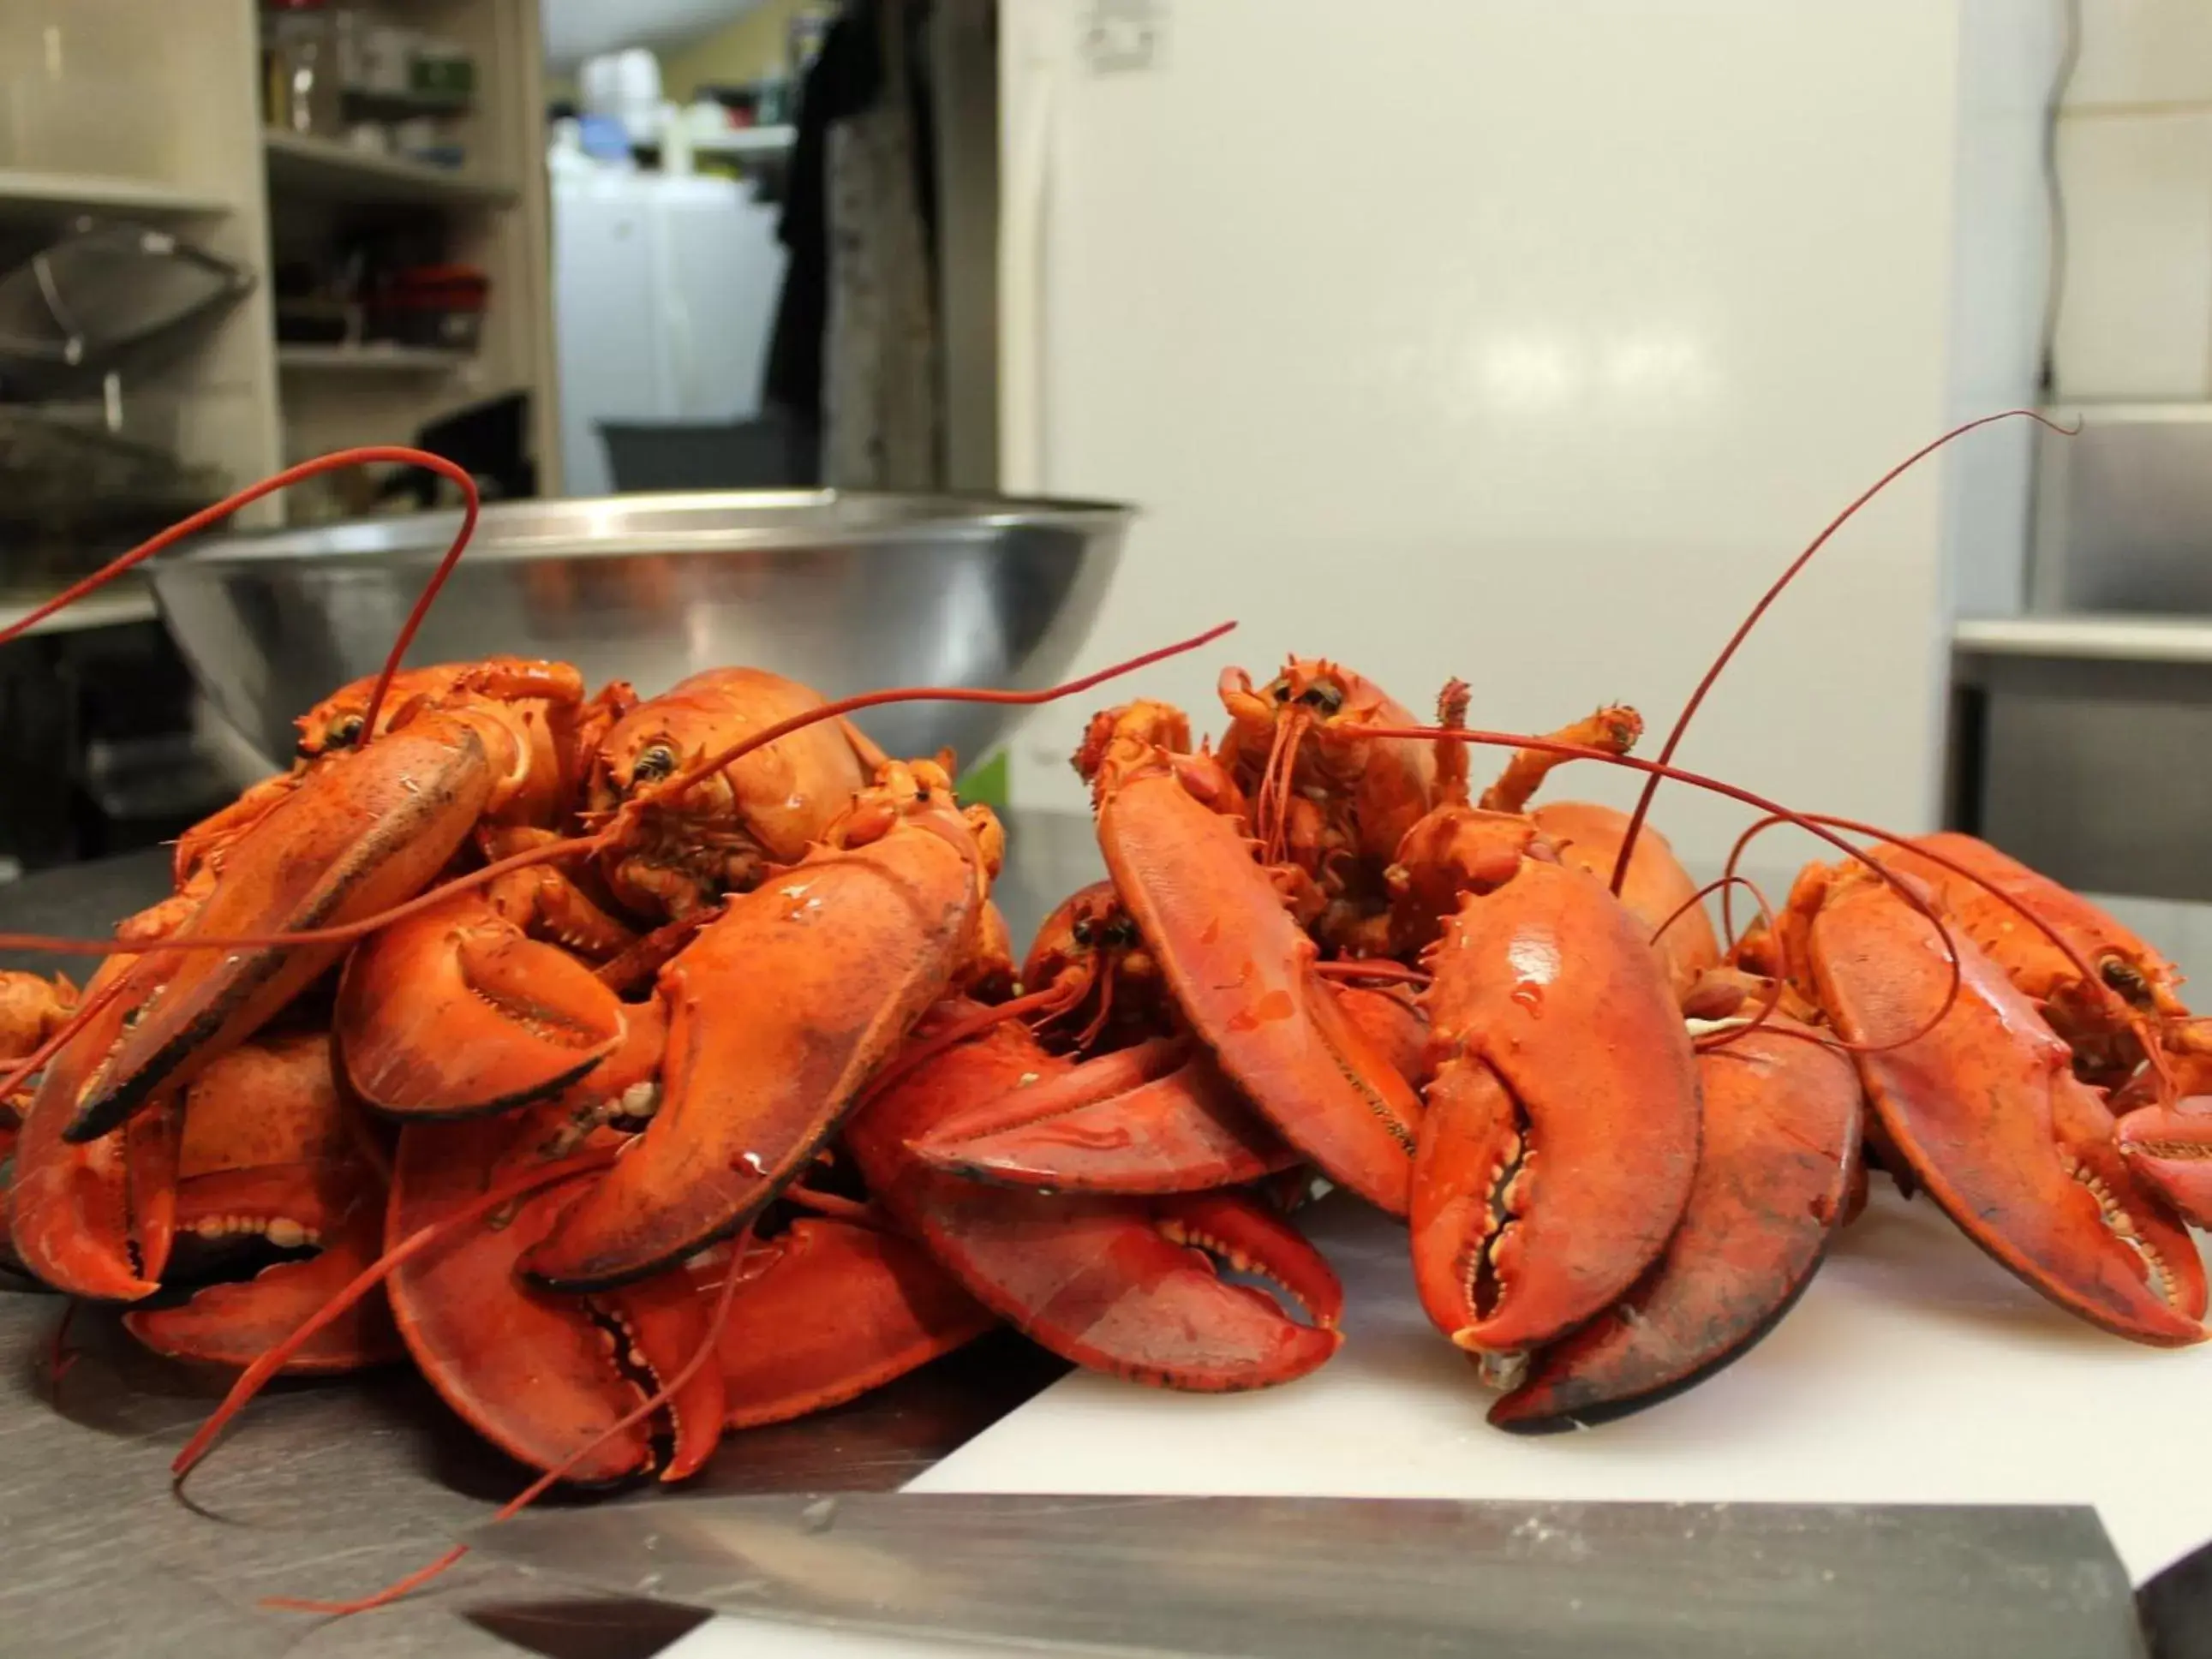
xmin=262 ymin=0 xmax=344 ymax=137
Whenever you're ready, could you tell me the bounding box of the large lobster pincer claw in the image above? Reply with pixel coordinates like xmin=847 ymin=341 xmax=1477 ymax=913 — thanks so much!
xmin=388 ymin=1103 xmax=726 ymax=1484
xmin=1410 ymin=856 xmax=1702 ymax=1377
xmin=10 ymin=957 xmax=181 ymax=1300
xmin=1089 ymin=733 xmax=1425 ymax=1215
xmin=1798 ymin=862 xmax=2205 ymax=1345
xmin=1490 ymin=1017 xmax=1858 ymax=1430
xmin=123 ymin=1032 xmax=402 ymax=1373
xmin=60 ymin=713 xmax=528 ymax=1146
xmin=336 ymin=878 xmax=630 ymax=1119
xmin=848 ymin=1013 xmax=1343 ymax=1391
xmin=522 ymin=761 xmax=994 ymax=1292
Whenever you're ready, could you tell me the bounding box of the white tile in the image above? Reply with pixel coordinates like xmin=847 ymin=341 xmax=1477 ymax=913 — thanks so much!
xmin=2067 ymin=0 xmax=2212 ymax=110
xmin=2052 ymin=110 xmax=2212 ymax=400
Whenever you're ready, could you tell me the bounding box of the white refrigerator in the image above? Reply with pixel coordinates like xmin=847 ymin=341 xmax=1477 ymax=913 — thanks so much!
xmin=994 ymin=0 xmax=2060 ymax=878
xmin=550 ymin=166 xmax=786 ymax=498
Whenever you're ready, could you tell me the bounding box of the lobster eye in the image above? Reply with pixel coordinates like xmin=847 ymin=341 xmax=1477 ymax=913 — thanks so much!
xmin=1298 ymin=683 xmax=1344 ymax=714
xmin=1071 ymin=917 xmax=1096 ymax=946
xmin=2101 ymin=957 xmax=2149 ymax=1002
xmin=1268 ymin=679 xmax=1291 ymax=704
xmin=631 ymin=743 xmax=679 ymax=785
xmin=1107 ymin=916 xmax=1140 ymax=948
xmin=327 ymin=713 xmax=366 ymax=749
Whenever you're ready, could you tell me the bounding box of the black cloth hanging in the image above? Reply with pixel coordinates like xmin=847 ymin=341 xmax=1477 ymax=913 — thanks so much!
xmin=762 ymin=0 xmax=938 ymax=432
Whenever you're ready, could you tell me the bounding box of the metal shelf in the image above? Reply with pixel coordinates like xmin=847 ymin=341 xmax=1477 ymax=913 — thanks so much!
xmin=261 ymin=129 xmax=517 ymax=208
xmin=1953 ymin=614 xmax=2212 ymax=665
xmin=0 ymin=169 xmax=231 ymax=225
xmin=276 ymin=343 xmax=472 ymax=373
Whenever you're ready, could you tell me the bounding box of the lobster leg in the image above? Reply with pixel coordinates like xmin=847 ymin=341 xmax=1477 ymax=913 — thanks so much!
xmin=1098 ymin=771 xmax=1422 ymax=1214
xmin=848 ymin=1017 xmax=1342 ymax=1391
xmin=523 ymin=817 xmax=982 ymax=1291
xmin=697 ymin=1218 xmax=998 ymax=1429
xmin=1411 ymin=859 xmax=1701 ymax=1368
xmin=906 ymin=1035 xmax=1296 ymax=1196
xmin=63 ymin=715 xmax=501 ymax=1143
xmin=337 ymin=888 xmax=626 ymax=1118
xmin=1491 ymin=1020 xmax=1859 ymax=1431
xmin=1804 ymin=865 xmax=2204 ymax=1344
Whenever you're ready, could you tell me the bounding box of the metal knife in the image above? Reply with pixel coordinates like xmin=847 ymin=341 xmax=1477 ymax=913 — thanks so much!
xmin=467 ymin=1492 xmax=2148 ymax=1657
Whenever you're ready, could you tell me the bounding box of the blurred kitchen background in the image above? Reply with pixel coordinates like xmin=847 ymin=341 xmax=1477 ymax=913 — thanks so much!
xmin=2 ymin=2 xmax=2210 ymax=970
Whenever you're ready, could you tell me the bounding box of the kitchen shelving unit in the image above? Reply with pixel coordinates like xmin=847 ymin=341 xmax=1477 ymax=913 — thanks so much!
xmin=0 ymin=0 xmax=559 ymax=542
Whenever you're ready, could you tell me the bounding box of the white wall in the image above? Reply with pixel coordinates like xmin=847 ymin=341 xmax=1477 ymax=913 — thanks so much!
xmin=2053 ymin=0 xmax=2212 ymax=399
xmin=1002 ymin=1 xmax=2051 ymax=877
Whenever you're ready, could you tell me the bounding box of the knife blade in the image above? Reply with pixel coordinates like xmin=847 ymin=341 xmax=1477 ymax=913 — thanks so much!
xmin=467 ymin=1493 xmax=2146 ymax=1657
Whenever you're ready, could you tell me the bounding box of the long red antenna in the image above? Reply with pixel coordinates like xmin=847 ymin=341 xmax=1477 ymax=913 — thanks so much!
xmin=1343 ymin=721 xmax=1970 ymax=1048
xmin=646 ymin=620 xmax=1241 ymax=808
xmin=1605 ymin=409 xmax=2074 ymax=897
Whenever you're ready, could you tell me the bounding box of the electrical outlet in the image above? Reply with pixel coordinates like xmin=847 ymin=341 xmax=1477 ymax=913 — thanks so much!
xmin=1079 ymin=0 xmax=1166 ymax=75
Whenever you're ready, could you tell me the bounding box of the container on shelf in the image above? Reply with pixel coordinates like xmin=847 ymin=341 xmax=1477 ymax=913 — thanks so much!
xmin=365 ymin=263 xmax=487 ymax=351
xmin=261 ymin=0 xmax=345 ymax=138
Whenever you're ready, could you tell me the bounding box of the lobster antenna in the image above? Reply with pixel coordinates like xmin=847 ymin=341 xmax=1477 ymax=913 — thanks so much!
xmin=0 ymin=448 xmax=478 ymax=657
xmin=1606 ymin=409 xmax=2075 ymax=898
xmin=648 ymin=620 xmax=1241 ymax=807
xmin=1343 ymin=721 xmax=1970 ymax=1049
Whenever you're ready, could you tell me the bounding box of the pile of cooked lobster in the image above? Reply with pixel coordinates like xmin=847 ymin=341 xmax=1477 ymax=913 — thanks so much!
xmin=0 ymin=416 xmax=2206 ymax=1609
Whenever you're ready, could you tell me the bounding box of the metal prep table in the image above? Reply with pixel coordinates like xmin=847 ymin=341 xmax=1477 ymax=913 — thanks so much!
xmin=0 ymin=814 xmax=1104 ymax=1658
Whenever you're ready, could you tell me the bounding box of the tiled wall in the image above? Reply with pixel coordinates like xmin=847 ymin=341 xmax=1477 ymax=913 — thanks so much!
xmin=2054 ymin=0 xmax=2212 ymax=400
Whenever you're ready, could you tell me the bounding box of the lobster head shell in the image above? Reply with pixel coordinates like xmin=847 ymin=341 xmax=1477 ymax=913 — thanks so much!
xmin=588 ymin=667 xmax=882 ymax=918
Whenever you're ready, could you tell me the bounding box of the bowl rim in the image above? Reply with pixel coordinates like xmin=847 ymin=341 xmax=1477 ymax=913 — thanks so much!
xmin=158 ymin=488 xmax=1137 ymax=571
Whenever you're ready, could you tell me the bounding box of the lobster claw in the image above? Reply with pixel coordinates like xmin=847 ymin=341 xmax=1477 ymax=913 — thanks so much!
xmin=1410 ymin=859 xmax=1701 ymax=1370
xmin=1805 ymin=866 xmax=2205 ymax=1344
xmin=1098 ymin=770 xmax=1423 ymax=1214
xmin=1526 ymin=802 xmax=1720 ymax=1002
xmin=337 ymin=890 xmax=626 ymax=1117
xmin=1491 ymin=1021 xmax=1859 ymax=1431
xmin=905 ymin=1035 xmax=1297 ymax=1196
xmin=523 ymin=808 xmax=983 ymax=1292
xmin=63 ymin=716 xmax=500 ymax=1144
xmin=696 ymin=1218 xmax=999 ymax=1429
xmin=388 ymin=1108 xmax=726 ymax=1484
xmin=9 ymin=958 xmax=181 ymax=1300
xmin=2116 ymin=1099 xmax=2212 ymax=1230
xmin=123 ymin=1031 xmax=401 ymax=1370
xmin=848 ymin=1017 xmax=1342 ymax=1391
xmin=123 ymin=1173 xmax=399 ymax=1373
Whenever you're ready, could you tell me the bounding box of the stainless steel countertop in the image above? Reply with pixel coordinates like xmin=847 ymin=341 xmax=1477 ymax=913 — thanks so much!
xmin=0 ymin=811 xmax=1104 ymax=1658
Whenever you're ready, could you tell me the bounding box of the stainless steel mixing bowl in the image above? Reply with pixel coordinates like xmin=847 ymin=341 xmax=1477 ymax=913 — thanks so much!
xmin=147 ymin=491 xmax=1130 ymax=769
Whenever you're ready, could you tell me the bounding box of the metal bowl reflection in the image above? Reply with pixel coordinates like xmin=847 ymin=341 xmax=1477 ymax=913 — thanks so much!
xmin=147 ymin=490 xmax=1130 ymax=769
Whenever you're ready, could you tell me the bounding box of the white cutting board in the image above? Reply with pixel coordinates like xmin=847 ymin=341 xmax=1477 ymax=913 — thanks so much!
xmin=667 ymin=1187 xmax=2212 ymax=1656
